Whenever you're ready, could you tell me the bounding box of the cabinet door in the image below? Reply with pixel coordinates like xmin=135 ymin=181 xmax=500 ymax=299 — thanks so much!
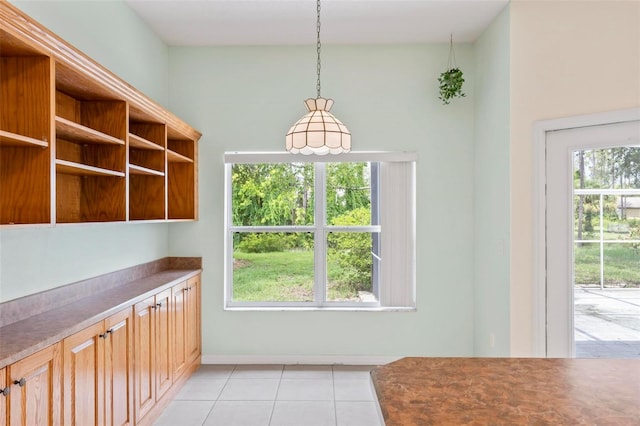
xmin=171 ymin=280 xmax=188 ymax=379
xmin=63 ymin=322 xmax=105 ymax=426
xmin=105 ymin=308 xmax=133 ymax=426
xmin=133 ymin=296 xmax=156 ymax=423
xmin=0 ymin=368 xmax=6 ymax=425
xmin=8 ymin=343 xmax=62 ymax=426
xmin=185 ymin=275 xmax=201 ymax=363
xmin=155 ymin=289 xmax=173 ymax=400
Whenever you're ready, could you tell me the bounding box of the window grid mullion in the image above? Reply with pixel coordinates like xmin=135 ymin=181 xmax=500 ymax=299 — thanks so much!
xmin=314 ymin=163 xmax=327 ymax=306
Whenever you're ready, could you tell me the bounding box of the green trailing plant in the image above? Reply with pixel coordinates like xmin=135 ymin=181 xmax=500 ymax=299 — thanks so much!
xmin=438 ymin=34 xmax=466 ymax=105
xmin=438 ymin=67 xmax=465 ymax=105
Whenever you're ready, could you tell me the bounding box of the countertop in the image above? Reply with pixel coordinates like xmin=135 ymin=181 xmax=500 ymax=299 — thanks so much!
xmin=0 ymin=268 xmax=200 ymax=368
xmin=371 ymin=357 xmax=640 ymax=425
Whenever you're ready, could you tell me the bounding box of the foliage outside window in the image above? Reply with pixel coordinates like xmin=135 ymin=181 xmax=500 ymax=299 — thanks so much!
xmin=228 ymin=161 xmax=380 ymax=306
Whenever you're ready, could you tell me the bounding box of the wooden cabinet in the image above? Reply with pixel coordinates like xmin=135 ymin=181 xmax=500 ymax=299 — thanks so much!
xmin=104 ymin=309 xmax=134 ymax=426
xmin=185 ymin=275 xmax=201 ymax=365
xmin=154 ymin=289 xmax=173 ymax=401
xmin=133 ymin=296 xmax=156 ymax=423
xmin=134 ymin=288 xmax=173 ymax=424
xmin=0 ymin=2 xmax=201 ymax=226
xmin=63 ymin=322 xmax=104 ymax=426
xmin=7 ymin=343 xmax=62 ymax=426
xmin=172 ymin=275 xmax=200 ymax=379
xmin=63 ymin=308 xmax=133 ymax=426
xmin=0 ymin=368 xmax=6 ymax=425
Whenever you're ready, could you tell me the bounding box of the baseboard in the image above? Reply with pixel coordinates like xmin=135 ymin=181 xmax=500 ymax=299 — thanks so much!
xmin=201 ymin=354 xmax=401 ymax=365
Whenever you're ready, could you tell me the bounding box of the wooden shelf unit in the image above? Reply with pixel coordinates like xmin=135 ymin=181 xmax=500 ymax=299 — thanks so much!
xmin=0 ymin=2 xmax=201 ymax=226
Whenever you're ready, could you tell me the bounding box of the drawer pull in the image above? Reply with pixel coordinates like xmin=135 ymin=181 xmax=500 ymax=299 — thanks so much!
xmin=14 ymin=378 xmax=26 ymax=387
xmin=1 ymin=386 xmax=10 ymax=396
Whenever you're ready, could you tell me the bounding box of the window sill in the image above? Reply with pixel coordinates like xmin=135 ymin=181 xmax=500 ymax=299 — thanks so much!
xmin=224 ymin=306 xmax=416 ymax=312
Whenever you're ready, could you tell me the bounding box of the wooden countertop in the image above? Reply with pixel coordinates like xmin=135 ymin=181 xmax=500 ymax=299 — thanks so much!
xmin=371 ymin=357 xmax=640 ymax=425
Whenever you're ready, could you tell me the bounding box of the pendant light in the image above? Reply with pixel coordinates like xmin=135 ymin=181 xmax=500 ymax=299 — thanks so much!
xmin=285 ymin=0 xmax=351 ymax=155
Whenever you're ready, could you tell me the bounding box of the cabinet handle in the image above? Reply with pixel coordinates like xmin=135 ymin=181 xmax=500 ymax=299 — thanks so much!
xmin=14 ymin=378 xmax=26 ymax=387
xmin=99 ymin=329 xmax=113 ymax=339
xmin=156 ymin=302 xmax=162 ymax=308
xmin=1 ymin=387 xmax=10 ymax=396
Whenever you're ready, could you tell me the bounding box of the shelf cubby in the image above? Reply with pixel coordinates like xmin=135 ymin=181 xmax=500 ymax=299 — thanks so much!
xmin=54 ymin=79 xmax=127 ymax=224
xmin=167 ymin=128 xmax=197 ymax=220
xmin=129 ymin=122 xmax=166 ymax=220
xmin=56 ymin=172 xmax=126 ymax=223
xmin=0 ymin=43 xmax=52 ymax=225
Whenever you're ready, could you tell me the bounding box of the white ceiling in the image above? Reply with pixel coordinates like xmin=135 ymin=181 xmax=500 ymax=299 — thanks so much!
xmin=125 ymin=0 xmax=509 ymax=46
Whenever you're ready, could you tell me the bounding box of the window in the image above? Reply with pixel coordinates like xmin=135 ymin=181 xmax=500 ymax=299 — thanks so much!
xmin=224 ymin=152 xmax=416 ymax=309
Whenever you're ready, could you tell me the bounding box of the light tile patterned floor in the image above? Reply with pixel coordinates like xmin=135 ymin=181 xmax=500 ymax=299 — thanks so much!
xmin=153 ymin=365 xmax=383 ymax=426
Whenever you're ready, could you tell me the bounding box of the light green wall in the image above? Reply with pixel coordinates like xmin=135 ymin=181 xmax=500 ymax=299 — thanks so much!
xmin=168 ymin=44 xmax=477 ymax=357
xmin=473 ymin=6 xmax=511 ymax=356
xmin=9 ymin=0 xmax=170 ymax=106
xmin=0 ymin=1 xmax=171 ymax=302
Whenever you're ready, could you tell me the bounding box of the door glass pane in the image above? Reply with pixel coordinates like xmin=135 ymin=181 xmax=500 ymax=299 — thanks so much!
xmin=232 ymin=232 xmax=314 ymax=302
xmin=326 ymin=231 xmax=379 ymax=302
xmin=326 ymin=162 xmax=378 ymax=225
xmin=574 ymin=242 xmax=601 ymax=288
xmin=573 ymin=194 xmax=601 ymax=241
xmin=603 ymin=243 xmax=640 ymax=288
xmin=573 ymin=148 xmax=640 ymax=190
xmin=231 ymin=163 xmax=314 ymax=226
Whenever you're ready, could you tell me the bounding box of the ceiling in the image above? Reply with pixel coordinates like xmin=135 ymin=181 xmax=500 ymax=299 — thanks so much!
xmin=124 ymin=0 xmax=509 ymax=46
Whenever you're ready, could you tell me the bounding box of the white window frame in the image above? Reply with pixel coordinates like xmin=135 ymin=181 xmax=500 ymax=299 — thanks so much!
xmin=224 ymin=151 xmax=417 ymax=310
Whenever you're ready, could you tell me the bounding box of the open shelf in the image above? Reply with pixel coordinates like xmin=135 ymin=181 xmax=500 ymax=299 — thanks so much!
xmin=129 ymin=133 xmax=164 ymax=151
xmin=56 ymin=159 xmax=125 ymax=177
xmin=56 ymin=116 xmax=125 ymax=145
xmin=1 ymin=2 xmax=199 ymax=226
xmin=129 ymin=164 xmax=165 ymax=177
xmin=167 ymin=149 xmax=193 ymax=163
xmin=0 ymin=130 xmax=48 ymax=148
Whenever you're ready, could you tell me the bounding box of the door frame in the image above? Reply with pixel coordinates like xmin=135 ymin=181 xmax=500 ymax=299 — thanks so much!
xmin=532 ymin=107 xmax=640 ymax=357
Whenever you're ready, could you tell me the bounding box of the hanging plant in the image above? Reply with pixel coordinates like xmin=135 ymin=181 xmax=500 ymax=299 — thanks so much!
xmin=438 ymin=35 xmax=466 ymax=105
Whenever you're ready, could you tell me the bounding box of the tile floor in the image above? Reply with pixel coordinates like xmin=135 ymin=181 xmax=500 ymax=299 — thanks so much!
xmin=153 ymin=365 xmax=383 ymax=426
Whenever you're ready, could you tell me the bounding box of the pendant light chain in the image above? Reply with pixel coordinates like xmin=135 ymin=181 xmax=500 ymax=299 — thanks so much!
xmin=316 ymin=0 xmax=322 ymax=99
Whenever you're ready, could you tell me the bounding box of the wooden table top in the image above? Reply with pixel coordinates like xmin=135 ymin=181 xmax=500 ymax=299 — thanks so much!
xmin=371 ymin=357 xmax=640 ymax=425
